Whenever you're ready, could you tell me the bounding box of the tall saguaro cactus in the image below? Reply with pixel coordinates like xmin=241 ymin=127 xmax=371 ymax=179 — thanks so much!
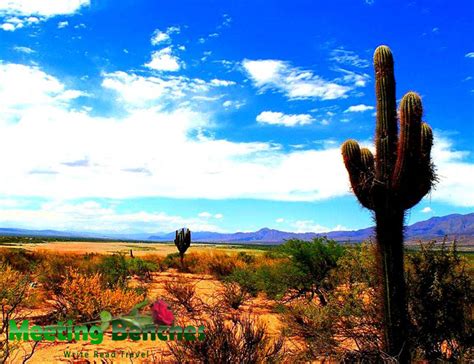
xmin=174 ymin=228 xmax=191 ymax=267
xmin=341 ymin=45 xmax=435 ymax=361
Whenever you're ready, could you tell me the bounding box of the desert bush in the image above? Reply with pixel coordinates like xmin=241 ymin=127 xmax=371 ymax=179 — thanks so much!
xmin=219 ymin=281 xmax=250 ymax=310
xmin=236 ymin=251 xmax=255 ymax=264
xmin=162 ymin=252 xmax=201 ymax=273
xmin=37 ymin=253 xmax=77 ymax=295
xmin=168 ymin=314 xmax=285 ymax=363
xmin=278 ymin=237 xmax=345 ymax=304
xmin=98 ymin=253 xmax=129 ymax=288
xmin=0 ymin=265 xmax=38 ymax=363
xmin=226 ymin=266 xmax=260 ymax=297
xmin=0 ymin=249 xmax=41 ymax=273
xmin=54 ymin=270 xmax=144 ymax=322
xmin=407 ymin=241 xmax=473 ymax=361
xmin=207 ymin=253 xmax=239 ymax=278
xmin=128 ymin=257 xmax=158 ymax=281
xmin=284 ymin=243 xmax=383 ymax=361
xmin=163 ymin=277 xmax=201 ymax=314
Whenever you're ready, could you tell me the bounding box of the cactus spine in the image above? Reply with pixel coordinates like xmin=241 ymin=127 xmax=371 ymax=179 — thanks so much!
xmin=174 ymin=228 xmax=191 ymax=267
xmin=341 ymin=45 xmax=436 ymax=362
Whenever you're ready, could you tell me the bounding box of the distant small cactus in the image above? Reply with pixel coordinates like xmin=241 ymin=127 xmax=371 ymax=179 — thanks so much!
xmin=174 ymin=228 xmax=191 ymax=267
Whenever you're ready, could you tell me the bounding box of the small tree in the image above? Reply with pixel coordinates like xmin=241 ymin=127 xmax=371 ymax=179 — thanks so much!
xmin=174 ymin=228 xmax=191 ymax=267
xmin=279 ymin=237 xmax=345 ymax=304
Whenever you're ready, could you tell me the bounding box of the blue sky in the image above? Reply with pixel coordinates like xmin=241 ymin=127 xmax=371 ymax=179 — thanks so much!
xmin=0 ymin=0 xmax=472 ymax=234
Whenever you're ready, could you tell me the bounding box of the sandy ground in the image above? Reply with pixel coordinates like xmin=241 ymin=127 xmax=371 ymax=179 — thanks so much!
xmin=6 ymin=241 xmax=265 ymax=257
xmin=18 ymin=271 xmax=288 ymax=364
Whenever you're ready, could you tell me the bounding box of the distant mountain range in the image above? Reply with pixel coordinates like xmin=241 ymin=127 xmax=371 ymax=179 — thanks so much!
xmin=1 ymin=213 xmax=473 ymax=244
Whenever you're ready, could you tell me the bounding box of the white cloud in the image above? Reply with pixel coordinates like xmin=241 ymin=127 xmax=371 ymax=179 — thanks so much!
xmin=330 ymin=48 xmax=369 ymax=68
xmin=0 ymin=0 xmax=89 ymax=30
xmin=421 ymin=207 xmax=432 ymax=213
xmin=102 ymin=71 xmax=234 ymax=109
xmin=242 ymin=59 xmax=361 ymax=100
xmin=1 ymin=22 xmax=16 ymax=31
xmin=0 ymin=0 xmax=89 ymax=17
xmin=0 ymin=63 xmax=84 ymax=118
xmin=465 ymin=52 xmax=474 ymax=58
xmin=429 ymin=133 xmax=474 ymax=207
xmin=275 ymin=218 xmax=285 ymax=223
xmin=290 ymin=220 xmax=347 ymax=233
xmin=13 ymin=46 xmax=34 ymax=53
xmin=222 ymin=100 xmax=245 ymax=110
xmin=0 ymin=63 xmax=472 ymax=209
xmin=151 ymin=30 xmax=170 ymax=45
xmin=209 ymin=78 xmax=235 ymax=87
xmin=256 ymin=111 xmax=314 ymax=127
xmin=198 ymin=212 xmax=223 ymax=219
xmin=150 ymin=26 xmax=180 ymax=45
xmin=57 ymin=20 xmax=68 ymax=28
xmin=344 ymin=104 xmax=374 ymax=113
xmin=0 ymin=200 xmax=224 ymax=233
xmin=145 ymin=47 xmax=181 ymax=72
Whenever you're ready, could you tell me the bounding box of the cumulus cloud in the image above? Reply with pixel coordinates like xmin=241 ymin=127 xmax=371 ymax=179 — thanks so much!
xmin=0 ymin=0 xmax=89 ymax=30
xmin=0 ymin=62 xmax=472 ymax=210
xmin=344 ymin=104 xmax=374 ymax=113
xmin=256 ymin=111 xmax=314 ymax=127
xmin=242 ymin=59 xmax=365 ymax=100
xmin=145 ymin=47 xmax=182 ymax=71
xmin=421 ymin=207 xmax=432 ymax=213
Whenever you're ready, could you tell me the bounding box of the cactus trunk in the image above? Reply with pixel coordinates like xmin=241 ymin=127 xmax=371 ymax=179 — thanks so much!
xmin=375 ymin=208 xmax=408 ymax=361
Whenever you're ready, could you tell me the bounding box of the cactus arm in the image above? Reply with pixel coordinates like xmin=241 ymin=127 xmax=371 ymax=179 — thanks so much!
xmin=374 ymin=45 xmax=398 ymax=183
xmin=341 ymin=140 xmax=375 ymax=209
xmin=402 ymin=122 xmax=435 ymax=209
xmin=392 ymin=92 xmax=423 ymax=193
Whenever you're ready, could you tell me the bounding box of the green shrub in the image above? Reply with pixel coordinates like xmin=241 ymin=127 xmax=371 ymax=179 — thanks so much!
xmin=278 ymin=237 xmax=345 ymax=304
xmin=98 ymin=253 xmax=129 ymax=288
xmin=407 ymin=242 xmax=473 ymax=361
xmin=128 ymin=257 xmax=158 ymax=281
xmin=226 ymin=267 xmax=259 ymax=297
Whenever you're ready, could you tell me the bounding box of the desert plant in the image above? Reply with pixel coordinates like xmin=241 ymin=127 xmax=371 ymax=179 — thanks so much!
xmin=219 ymin=281 xmax=250 ymax=310
xmin=341 ymin=45 xmax=436 ymax=361
xmin=98 ymin=253 xmax=129 ymax=288
xmin=285 ymin=244 xmax=383 ymax=361
xmin=174 ymin=228 xmax=191 ymax=267
xmin=168 ymin=314 xmax=285 ymax=364
xmin=0 ymin=266 xmax=38 ymax=364
xmin=407 ymin=241 xmax=473 ymax=361
xmin=163 ymin=277 xmax=201 ymax=314
xmin=279 ymin=238 xmax=345 ymax=303
xmin=53 ymin=269 xmax=144 ymax=322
